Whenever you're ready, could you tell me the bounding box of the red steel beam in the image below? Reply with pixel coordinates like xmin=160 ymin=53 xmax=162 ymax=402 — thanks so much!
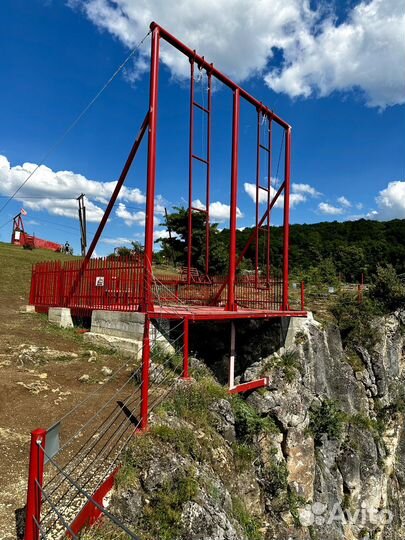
xmin=143 ymin=26 xmax=160 ymax=311
xmin=187 ymin=60 xmax=195 ymax=284
xmin=229 ymin=378 xmax=269 ymax=394
xmin=151 ymin=22 xmax=291 ymax=130
xmin=66 ymin=111 xmax=149 ymax=302
xmin=205 ymin=72 xmax=212 ymax=276
xmin=227 ymin=89 xmax=240 ymax=311
xmin=282 ymin=128 xmax=292 ymax=311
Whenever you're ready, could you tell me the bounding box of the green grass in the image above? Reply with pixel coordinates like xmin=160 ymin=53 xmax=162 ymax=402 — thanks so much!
xmin=232 ymin=396 xmax=280 ymax=442
xmin=231 ymin=496 xmax=263 ymax=540
xmin=0 ymin=241 xmax=78 ymax=301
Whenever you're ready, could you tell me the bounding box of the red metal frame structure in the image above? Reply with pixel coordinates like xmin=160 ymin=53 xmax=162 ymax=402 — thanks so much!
xmin=24 ymin=24 xmax=309 ymax=538
xmin=11 ymin=212 xmax=62 ymax=252
xmin=29 ymin=21 xmax=305 ymax=426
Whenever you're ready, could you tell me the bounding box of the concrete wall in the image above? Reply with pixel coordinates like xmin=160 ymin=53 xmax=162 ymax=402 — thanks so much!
xmin=90 ymin=310 xmax=145 ymax=340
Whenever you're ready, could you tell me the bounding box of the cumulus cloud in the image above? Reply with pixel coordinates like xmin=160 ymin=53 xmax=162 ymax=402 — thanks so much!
xmin=292 ymin=183 xmax=321 ymax=197
xmin=265 ymin=0 xmax=405 ymax=108
xmin=243 ymin=180 xmax=317 ymax=208
xmin=318 ymin=202 xmax=344 ymax=215
xmin=337 ymin=196 xmax=352 ymax=208
xmin=70 ymin=0 xmax=405 ymax=108
xmin=192 ymin=199 xmax=243 ymax=222
xmin=0 ymin=154 xmax=146 ymax=222
xmin=374 ymin=180 xmax=405 ymax=219
xmin=116 ymin=203 xmax=146 ymax=226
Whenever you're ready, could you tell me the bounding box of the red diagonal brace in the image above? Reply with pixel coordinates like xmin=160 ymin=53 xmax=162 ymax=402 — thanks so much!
xmin=66 ymin=111 xmax=149 ymax=303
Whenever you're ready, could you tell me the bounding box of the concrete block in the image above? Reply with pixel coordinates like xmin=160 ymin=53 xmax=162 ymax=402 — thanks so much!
xmin=282 ymin=312 xmax=314 ymax=350
xmin=83 ymin=332 xmax=142 ymax=358
xmin=20 ymin=305 xmax=36 ymax=313
xmin=48 ymin=307 xmax=74 ymax=328
xmin=91 ymin=310 xmax=145 ymax=340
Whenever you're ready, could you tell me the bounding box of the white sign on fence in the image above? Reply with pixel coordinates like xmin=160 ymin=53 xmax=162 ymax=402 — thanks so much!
xmin=95 ymin=276 xmax=105 ymax=287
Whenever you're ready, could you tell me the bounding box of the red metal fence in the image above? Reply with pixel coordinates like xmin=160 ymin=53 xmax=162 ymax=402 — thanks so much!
xmin=29 ymin=256 xmax=286 ymax=314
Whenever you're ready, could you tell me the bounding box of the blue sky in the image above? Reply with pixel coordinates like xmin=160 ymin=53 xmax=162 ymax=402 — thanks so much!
xmin=0 ymin=0 xmax=404 ymax=256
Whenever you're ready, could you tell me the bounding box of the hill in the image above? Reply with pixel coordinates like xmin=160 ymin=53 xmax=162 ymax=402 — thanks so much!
xmin=158 ymin=211 xmax=405 ymax=282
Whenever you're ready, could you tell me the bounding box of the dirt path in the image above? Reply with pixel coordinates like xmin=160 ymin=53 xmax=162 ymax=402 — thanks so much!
xmin=0 ymin=298 xmax=139 ymax=539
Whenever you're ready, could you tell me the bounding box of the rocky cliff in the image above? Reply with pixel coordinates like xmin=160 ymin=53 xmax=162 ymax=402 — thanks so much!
xmin=96 ymin=312 xmax=405 ymax=540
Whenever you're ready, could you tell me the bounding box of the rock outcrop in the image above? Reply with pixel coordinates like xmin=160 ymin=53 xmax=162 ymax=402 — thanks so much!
xmin=105 ymin=312 xmax=405 ymax=540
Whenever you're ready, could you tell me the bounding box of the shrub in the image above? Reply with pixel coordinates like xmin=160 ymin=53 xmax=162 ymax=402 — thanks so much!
xmin=161 ymin=377 xmax=228 ymax=426
xmin=232 ymin=496 xmax=263 ymax=540
xmin=261 ymin=350 xmax=301 ymax=382
xmin=232 ymin=397 xmax=279 ymax=443
xmin=369 ymin=264 xmax=405 ymax=312
xmin=331 ymin=292 xmax=381 ymax=350
xmin=142 ymin=469 xmax=199 ymax=540
xmin=308 ymin=400 xmax=346 ymax=445
xmin=152 ymin=424 xmax=201 ymax=459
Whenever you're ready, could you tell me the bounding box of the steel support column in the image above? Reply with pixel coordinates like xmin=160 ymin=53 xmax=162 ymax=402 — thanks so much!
xmin=143 ymin=27 xmax=160 ymax=311
xmin=187 ymin=60 xmax=195 ymax=284
xmin=24 ymin=428 xmax=47 ymax=540
xmin=282 ymin=127 xmax=291 ymax=311
xmin=227 ymin=89 xmax=240 ymax=311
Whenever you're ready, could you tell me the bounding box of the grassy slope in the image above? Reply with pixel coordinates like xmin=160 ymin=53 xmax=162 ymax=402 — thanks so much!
xmin=0 ymin=241 xmax=78 ymax=302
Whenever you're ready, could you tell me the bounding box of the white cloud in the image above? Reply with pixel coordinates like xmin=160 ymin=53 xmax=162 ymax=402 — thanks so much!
xmin=318 ymin=202 xmax=344 ymax=215
xmin=71 ymin=0 xmax=405 ymax=108
xmin=116 ymin=203 xmax=146 ymax=226
xmin=192 ymin=199 xmax=243 ymax=222
xmin=243 ymin=181 xmax=315 ymax=208
xmin=292 ymin=183 xmax=321 ymax=197
xmin=265 ymin=0 xmax=405 ymax=108
xmin=101 ymin=236 xmax=134 ymax=245
xmin=374 ymin=180 xmax=405 ymax=220
xmin=337 ymin=196 xmax=352 ymax=208
xmin=0 ymin=154 xmax=146 ymax=222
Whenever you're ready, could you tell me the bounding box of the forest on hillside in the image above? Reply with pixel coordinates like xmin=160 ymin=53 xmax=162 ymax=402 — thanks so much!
xmin=120 ymin=208 xmax=405 ymax=284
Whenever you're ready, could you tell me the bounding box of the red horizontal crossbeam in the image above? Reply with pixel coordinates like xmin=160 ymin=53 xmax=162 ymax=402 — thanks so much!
xmin=151 ymin=22 xmax=290 ymax=130
xmin=229 ymin=378 xmax=269 ymax=394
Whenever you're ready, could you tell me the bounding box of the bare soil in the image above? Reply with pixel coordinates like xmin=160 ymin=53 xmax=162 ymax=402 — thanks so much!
xmin=0 ymin=244 xmax=137 ymax=539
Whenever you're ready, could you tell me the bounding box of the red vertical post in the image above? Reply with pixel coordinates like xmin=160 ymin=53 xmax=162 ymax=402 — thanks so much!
xmin=205 ymin=72 xmax=212 ymax=276
xmin=140 ymin=316 xmax=151 ymax=430
xmin=187 ymin=59 xmax=195 ymax=284
xmin=182 ymin=318 xmax=190 ymax=379
xmin=266 ymin=118 xmax=272 ymax=283
xmin=24 ymin=428 xmax=46 ymax=540
xmin=227 ymin=89 xmax=240 ymax=312
xmin=143 ymin=27 xmax=160 ymax=312
xmin=282 ymin=128 xmax=291 ymax=311
xmin=255 ymin=111 xmax=260 ymax=288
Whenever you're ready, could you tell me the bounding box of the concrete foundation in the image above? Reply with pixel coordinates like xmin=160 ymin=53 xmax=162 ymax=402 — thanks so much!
xmin=87 ymin=310 xmax=175 ymax=357
xmin=48 ymin=307 xmax=74 ymax=328
xmin=83 ymin=332 xmax=142 ymax=357
xmin=282 ymin=311 xmax=314 ymax=351
xmin=90 ymin=310 xmax=145 ymax=340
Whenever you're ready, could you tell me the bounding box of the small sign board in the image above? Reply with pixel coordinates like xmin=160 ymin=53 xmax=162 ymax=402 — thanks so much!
xmin=95 ymin=276 xmax=105 ymax=287
xmin=44 ymin=422 xmax=60 ymax=464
